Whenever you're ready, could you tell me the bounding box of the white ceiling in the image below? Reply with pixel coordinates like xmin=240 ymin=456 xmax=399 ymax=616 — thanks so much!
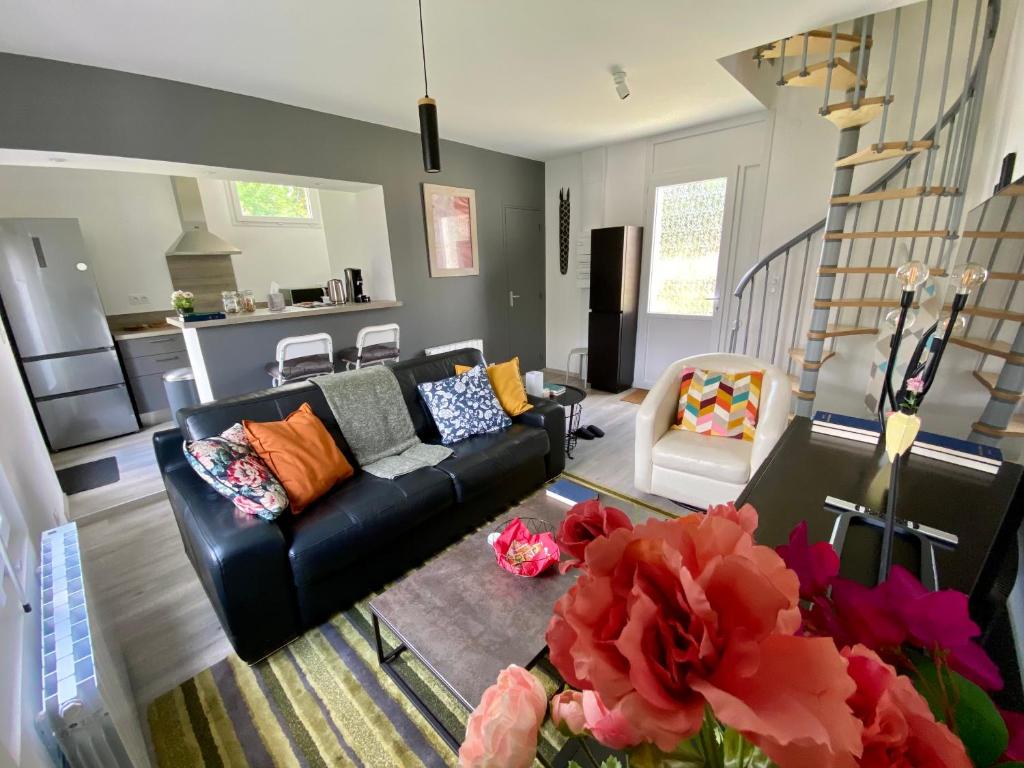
xmin=0 ymin=0 xmax=904 ymax=160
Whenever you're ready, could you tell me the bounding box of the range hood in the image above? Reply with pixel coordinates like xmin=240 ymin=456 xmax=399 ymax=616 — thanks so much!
xmin=165 ymin=176 xmax=241 ymax=256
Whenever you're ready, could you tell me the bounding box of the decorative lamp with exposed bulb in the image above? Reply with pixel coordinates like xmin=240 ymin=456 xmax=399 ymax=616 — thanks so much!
xmin=949 ymin=262 xmax=988 ymax=295
xmin=895 ymin=260 xmax=930 ymax=292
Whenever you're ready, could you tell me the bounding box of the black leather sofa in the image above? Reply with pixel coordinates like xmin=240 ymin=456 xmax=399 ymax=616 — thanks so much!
xmin=153 ymin=348 xmax=565 ymax=662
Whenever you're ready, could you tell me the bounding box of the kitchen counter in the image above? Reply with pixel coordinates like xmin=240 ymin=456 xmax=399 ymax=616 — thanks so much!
xmin=165 ymin=299 xmax=401 ymax=330
xmin=111 ymin=324 xmax=182 ymax=341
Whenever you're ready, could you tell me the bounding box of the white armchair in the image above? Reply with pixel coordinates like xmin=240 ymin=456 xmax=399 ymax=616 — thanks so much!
xmin=635 ymin=353 xmax=791 ymax=510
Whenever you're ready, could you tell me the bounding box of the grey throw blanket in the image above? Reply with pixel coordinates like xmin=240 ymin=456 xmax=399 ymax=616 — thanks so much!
xmin=312 ymin=367 xmax=452 ymax=479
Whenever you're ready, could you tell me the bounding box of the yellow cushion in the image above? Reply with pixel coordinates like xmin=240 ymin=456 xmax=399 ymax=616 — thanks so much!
xmin=454 ymin=357 xmax=534 ymax=417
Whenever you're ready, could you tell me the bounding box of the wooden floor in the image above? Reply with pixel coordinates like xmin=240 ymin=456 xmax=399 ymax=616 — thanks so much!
xmin=51 ymin=422 xmax=172 ymax=520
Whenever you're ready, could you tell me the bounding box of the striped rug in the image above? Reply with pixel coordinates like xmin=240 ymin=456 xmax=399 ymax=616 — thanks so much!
xmin=148 ymin=599 xmax=567 ymax=767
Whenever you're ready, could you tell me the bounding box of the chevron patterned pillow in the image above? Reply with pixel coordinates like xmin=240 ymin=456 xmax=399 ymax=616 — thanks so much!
xmin=672 ymin=367 xmax=763 ymax=442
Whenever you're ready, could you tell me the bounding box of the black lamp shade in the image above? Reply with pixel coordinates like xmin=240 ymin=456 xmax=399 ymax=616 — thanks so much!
xmin=418 ymin=97 xmax=441 ymax=173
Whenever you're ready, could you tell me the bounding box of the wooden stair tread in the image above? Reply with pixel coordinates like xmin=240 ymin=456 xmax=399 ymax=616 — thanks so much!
xmin=819 ymin=266 xmax=948 ymax=276
xmin=997 ymin=184 xmax=1024 ymax=197
xmin=824 ymin=229 xmax=948 ymax=240
xmin=954 ymin=305 xmax=1024 ymax=322
xmin=822 ymin=96 xmax=888 ymax=129
xmin=789 ymin=347 xmax=836 ymax=371
xmin=761 ymin=29 xmax=868 ymax=60
xmin=989 ymin=271 xmax=1024 ymax=281
xmin=809 ymin=324 xmax=879 ymax=340
xmin=831 ymin=186 xmax=957 ymax=205
xmin=962 ymin=230 xmax=1024 ymax=239
xmin=973 ymin=370 xmax=1024 ymax=401
xmin=948 ymin=336 xmax=1018 ymax=360
xmin=971 ymin=415 xmax=1024 ymax=438
xmin=836 ymin=140 xmax=932 ymax=168
xmin=783 ymin=59 xmax=865 ymax=91
xmin=815 ymin=298 xmax=899 ymax=309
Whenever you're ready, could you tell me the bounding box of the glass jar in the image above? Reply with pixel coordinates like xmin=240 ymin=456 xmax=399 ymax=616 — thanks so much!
xmin=221 ymin=290 xmax=240 ymax=314
xmin=241 ymin=289 xmax=256 ymax=312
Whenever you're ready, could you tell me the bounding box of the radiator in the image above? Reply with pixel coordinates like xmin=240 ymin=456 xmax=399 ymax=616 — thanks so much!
xmin=424 ymin=338 xmax=484 ymax=357
xmin=40 ymin=523 xmax=151 ymax=768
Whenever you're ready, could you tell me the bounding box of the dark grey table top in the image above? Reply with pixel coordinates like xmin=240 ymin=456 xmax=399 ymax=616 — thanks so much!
xmin=369 ymin=486 xmax=656 ymax=709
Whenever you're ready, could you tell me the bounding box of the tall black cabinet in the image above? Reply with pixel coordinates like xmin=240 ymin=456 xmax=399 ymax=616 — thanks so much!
xmin=587 ymin=226 xmax=643 ymax=393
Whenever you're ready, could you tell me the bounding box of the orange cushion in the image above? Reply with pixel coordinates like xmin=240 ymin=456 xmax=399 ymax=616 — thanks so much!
xmin=454 ymin=357 xmax=533 ymax=417
xmin=243 ymin=403 xmax=353 ymax=513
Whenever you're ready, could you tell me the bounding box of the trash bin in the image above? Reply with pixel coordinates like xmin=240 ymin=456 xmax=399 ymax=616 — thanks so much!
xmin=163 ymin=367 xmax=199 ymax=418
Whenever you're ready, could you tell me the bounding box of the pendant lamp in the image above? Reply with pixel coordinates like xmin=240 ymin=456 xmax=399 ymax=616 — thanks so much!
xmin=417 ymin=0 xmax=441 ymax=173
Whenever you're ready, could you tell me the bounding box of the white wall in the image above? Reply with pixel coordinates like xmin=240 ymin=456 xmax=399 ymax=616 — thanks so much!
xmin=198 ymin=179 xmax=332 ymax=295
xmin=0 ymin=315 xmax=64 ymax=768
xmin=321 ymin=187 xmax=397 ymax=301
xmin=0 ymin=166 xmax=180 ymax=314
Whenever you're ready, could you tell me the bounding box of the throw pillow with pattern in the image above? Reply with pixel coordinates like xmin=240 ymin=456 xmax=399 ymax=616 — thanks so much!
xmin=184 ymin=422 xmax=289 ymax=520
xmin=672 ymin=367 xmax=763 ymax=442
xmin=417 ymin=364 xmax=512 ymax=445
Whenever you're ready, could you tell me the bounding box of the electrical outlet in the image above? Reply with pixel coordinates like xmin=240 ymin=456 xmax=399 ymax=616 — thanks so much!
xmin=128 ymin=294 xmax=150 ymax=306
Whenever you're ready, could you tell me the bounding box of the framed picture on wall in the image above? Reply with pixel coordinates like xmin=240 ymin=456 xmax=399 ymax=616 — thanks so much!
xmin=422 ymin=183 xmax=479 ymax=277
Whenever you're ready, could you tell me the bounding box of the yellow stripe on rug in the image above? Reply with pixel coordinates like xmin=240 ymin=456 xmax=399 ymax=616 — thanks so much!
xmin=227 ymin=655 xmax=303 ymax=768
xmin=193 ymin=668 xmax=249 ymax=767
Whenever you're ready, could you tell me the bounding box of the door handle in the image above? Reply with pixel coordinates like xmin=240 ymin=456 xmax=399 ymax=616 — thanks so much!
xmin=509 ymin=290 xmax=521 ymax=308
xmin=705 ymin=294 xmax=721 ymax=314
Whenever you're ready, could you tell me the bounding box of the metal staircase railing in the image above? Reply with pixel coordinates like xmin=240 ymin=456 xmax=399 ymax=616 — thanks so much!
xmin=727 ymin=0 xmax=1006 ymax=432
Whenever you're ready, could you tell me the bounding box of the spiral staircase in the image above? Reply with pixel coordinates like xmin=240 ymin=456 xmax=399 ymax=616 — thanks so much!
xmin=725 ymin=0 xmax=1022 ymax=446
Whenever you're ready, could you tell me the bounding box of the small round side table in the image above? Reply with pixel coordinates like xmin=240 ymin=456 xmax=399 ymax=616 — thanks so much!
xmin=549 ymin=384 xmax=587 ymax=458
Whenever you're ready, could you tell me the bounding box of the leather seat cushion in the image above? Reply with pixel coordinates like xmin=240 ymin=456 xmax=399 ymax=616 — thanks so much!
xmin=652 ymin=428 xmax=752 ymax=485
xmin=338 ymin=343 xmax=400 ymax=363
xmin=265 ymin=354 xmax=335 ymax=381
xmin=283 ymin=467 xmax=455 ymax=585
xmin=433 ymin=424 xmax=549 ymax=501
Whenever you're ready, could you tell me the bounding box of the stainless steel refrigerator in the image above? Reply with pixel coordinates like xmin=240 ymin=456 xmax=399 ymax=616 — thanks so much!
xmin=0 ymin=218 xmax=138 ymax=450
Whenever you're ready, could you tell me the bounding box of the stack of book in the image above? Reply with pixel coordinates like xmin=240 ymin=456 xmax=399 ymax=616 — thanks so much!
xmin=811 ymin=411 xmax=1002 ymax=475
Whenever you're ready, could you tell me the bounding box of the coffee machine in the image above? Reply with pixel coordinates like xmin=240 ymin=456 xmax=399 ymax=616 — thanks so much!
xmin=345 ymin=268 xmax=368 ymax=303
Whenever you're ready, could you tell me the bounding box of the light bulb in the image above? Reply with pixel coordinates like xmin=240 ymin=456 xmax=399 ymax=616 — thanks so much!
xmin=938 ymin=315 xmax=967 ymax=336
xmin=895 ymin=260 xmax=930 ymax=291
xmin=949 ymin=262 xmax=988 ymax=295
xmin=884 ymin=309 xmax=916 ymax=332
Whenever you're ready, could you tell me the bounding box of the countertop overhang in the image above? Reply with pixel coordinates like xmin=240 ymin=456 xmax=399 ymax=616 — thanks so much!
xmin=166 ymin=299 xmax=402 ymax=330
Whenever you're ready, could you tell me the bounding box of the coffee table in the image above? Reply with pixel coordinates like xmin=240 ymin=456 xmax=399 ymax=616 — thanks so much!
xmin=368 ymin=482 xmax=656 ymax=752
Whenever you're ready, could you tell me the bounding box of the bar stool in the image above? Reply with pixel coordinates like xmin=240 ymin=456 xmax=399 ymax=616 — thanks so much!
xmin=566 ymin=347 xmax=588 ymax=387
xmin=338 ymin=324 xmax=400 ymax=370
xmin=265 ymin=333 xmax=335 ymax=387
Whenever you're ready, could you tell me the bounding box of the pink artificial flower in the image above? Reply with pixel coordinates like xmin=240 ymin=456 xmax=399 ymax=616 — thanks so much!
xmin=776 ymin=520 xmax=840 ymax=600
xmin=459 ymin=665 xmax=547 ymax=768
xmin=906 ymin=376 xmax=925 ymax=394
xmin=706 ymin=501 xmax=758 ymax=536
xmin=546 ymin=510 xmax=863 ymax=763
xmin=843 ymin=645 xmax=970 ymax=768
xmin=549 ymin=690 xmax=640 ymax=750
xmin=1000 ymin=708 xmax=1024 ymax=762
xmin=555 ymin=499 xmax=632 ymax=573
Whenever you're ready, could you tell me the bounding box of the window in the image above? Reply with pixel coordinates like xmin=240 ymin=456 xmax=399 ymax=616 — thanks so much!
xmin=227 ymin=181 xmax=321 ymax=225
xmin=648 ymin=177 xmax=728 ymax=316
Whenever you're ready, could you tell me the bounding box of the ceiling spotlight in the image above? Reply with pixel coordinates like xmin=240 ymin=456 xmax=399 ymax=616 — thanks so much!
xmin=612 ymin=68 xmax=630 ymax=100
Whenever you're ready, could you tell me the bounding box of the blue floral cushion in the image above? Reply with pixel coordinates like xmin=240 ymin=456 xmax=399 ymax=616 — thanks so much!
xmin=183 ymin=423 xmax=289 ymax=520
xmin=417 ymin=364 xmax=512 ymax=445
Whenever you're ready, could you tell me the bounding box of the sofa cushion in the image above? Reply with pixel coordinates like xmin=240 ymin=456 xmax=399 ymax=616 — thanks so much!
xmin=418 ymin=365 xmax=512 ymax=445
xmin=283 ymin=467 xmax=455 ymax=585
xmin=388 ymin=348 xmax=487 ymax=441
xmin=432 ymin=424 xmax=549 ymax=501
xmin=652 ymin=428 xmax=752 ymax=485
xmin=673 ymin=367 xmax=763 ymax=442
xmin=455 ymin=357 xmax=533 ymax=417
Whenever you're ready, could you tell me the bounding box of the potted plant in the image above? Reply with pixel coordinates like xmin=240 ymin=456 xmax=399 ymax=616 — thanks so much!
xmin=171 ymin=290 xmax=195 ymax=317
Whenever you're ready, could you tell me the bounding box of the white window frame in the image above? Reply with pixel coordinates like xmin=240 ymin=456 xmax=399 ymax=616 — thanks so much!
xmin=226 ymin=181 xmax=322 ymax=227
xmin=646 ymin=175 xmax=730 ymax=319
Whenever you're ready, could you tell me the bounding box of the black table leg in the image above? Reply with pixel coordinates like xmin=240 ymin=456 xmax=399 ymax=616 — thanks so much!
xmin=565 ymin=403 xmax=582 ymax=458
xmin=371 ymin=612 xmax=463 ymax=754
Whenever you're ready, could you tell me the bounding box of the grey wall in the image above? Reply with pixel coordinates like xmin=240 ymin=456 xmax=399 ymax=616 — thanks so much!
xmin=0 ymin=53 xmax=545 ymax=383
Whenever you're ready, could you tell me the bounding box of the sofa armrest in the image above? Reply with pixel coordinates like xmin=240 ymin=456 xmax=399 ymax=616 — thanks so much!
xmin=515 ymin=396 xmax=565 ymax=478
xmin=634 ymin=361 xmax=687 ymax=492
xmin=161 ymin=464 xmax=302 ymax=662
xmin=153 ymin=427 xmax=189 ymax=474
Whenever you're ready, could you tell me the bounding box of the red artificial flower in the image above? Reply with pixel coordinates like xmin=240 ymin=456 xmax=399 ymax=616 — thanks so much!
xmin=1000 ymin=708 xmax=1024 ymax=762
xmin=776 ymin=520 xmax=840 ymax=601
xmin=555 ymin=499 xmax=632 ymax=573
xmin=546 ymin=504 xmax=863 ymax=763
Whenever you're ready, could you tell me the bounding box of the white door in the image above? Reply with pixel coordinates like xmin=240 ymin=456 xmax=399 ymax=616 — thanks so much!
xmin=635 ymin=167 xmax=736 ymax=386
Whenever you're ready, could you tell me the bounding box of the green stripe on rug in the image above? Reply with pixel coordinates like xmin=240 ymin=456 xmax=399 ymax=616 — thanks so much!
xmin=181 ymin=678 xmax=226 ymax=768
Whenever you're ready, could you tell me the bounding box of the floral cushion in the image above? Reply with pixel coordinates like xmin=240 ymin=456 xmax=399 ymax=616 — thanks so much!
xmin=183 ymin=423 xmax=289 ymax=520
xmin=417 ymin=364 xmax=512 ymax=445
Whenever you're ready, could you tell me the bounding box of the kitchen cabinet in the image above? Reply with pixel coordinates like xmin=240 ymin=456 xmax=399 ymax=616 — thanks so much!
xmin=117 ymin=332 xmax=186 ymax=421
